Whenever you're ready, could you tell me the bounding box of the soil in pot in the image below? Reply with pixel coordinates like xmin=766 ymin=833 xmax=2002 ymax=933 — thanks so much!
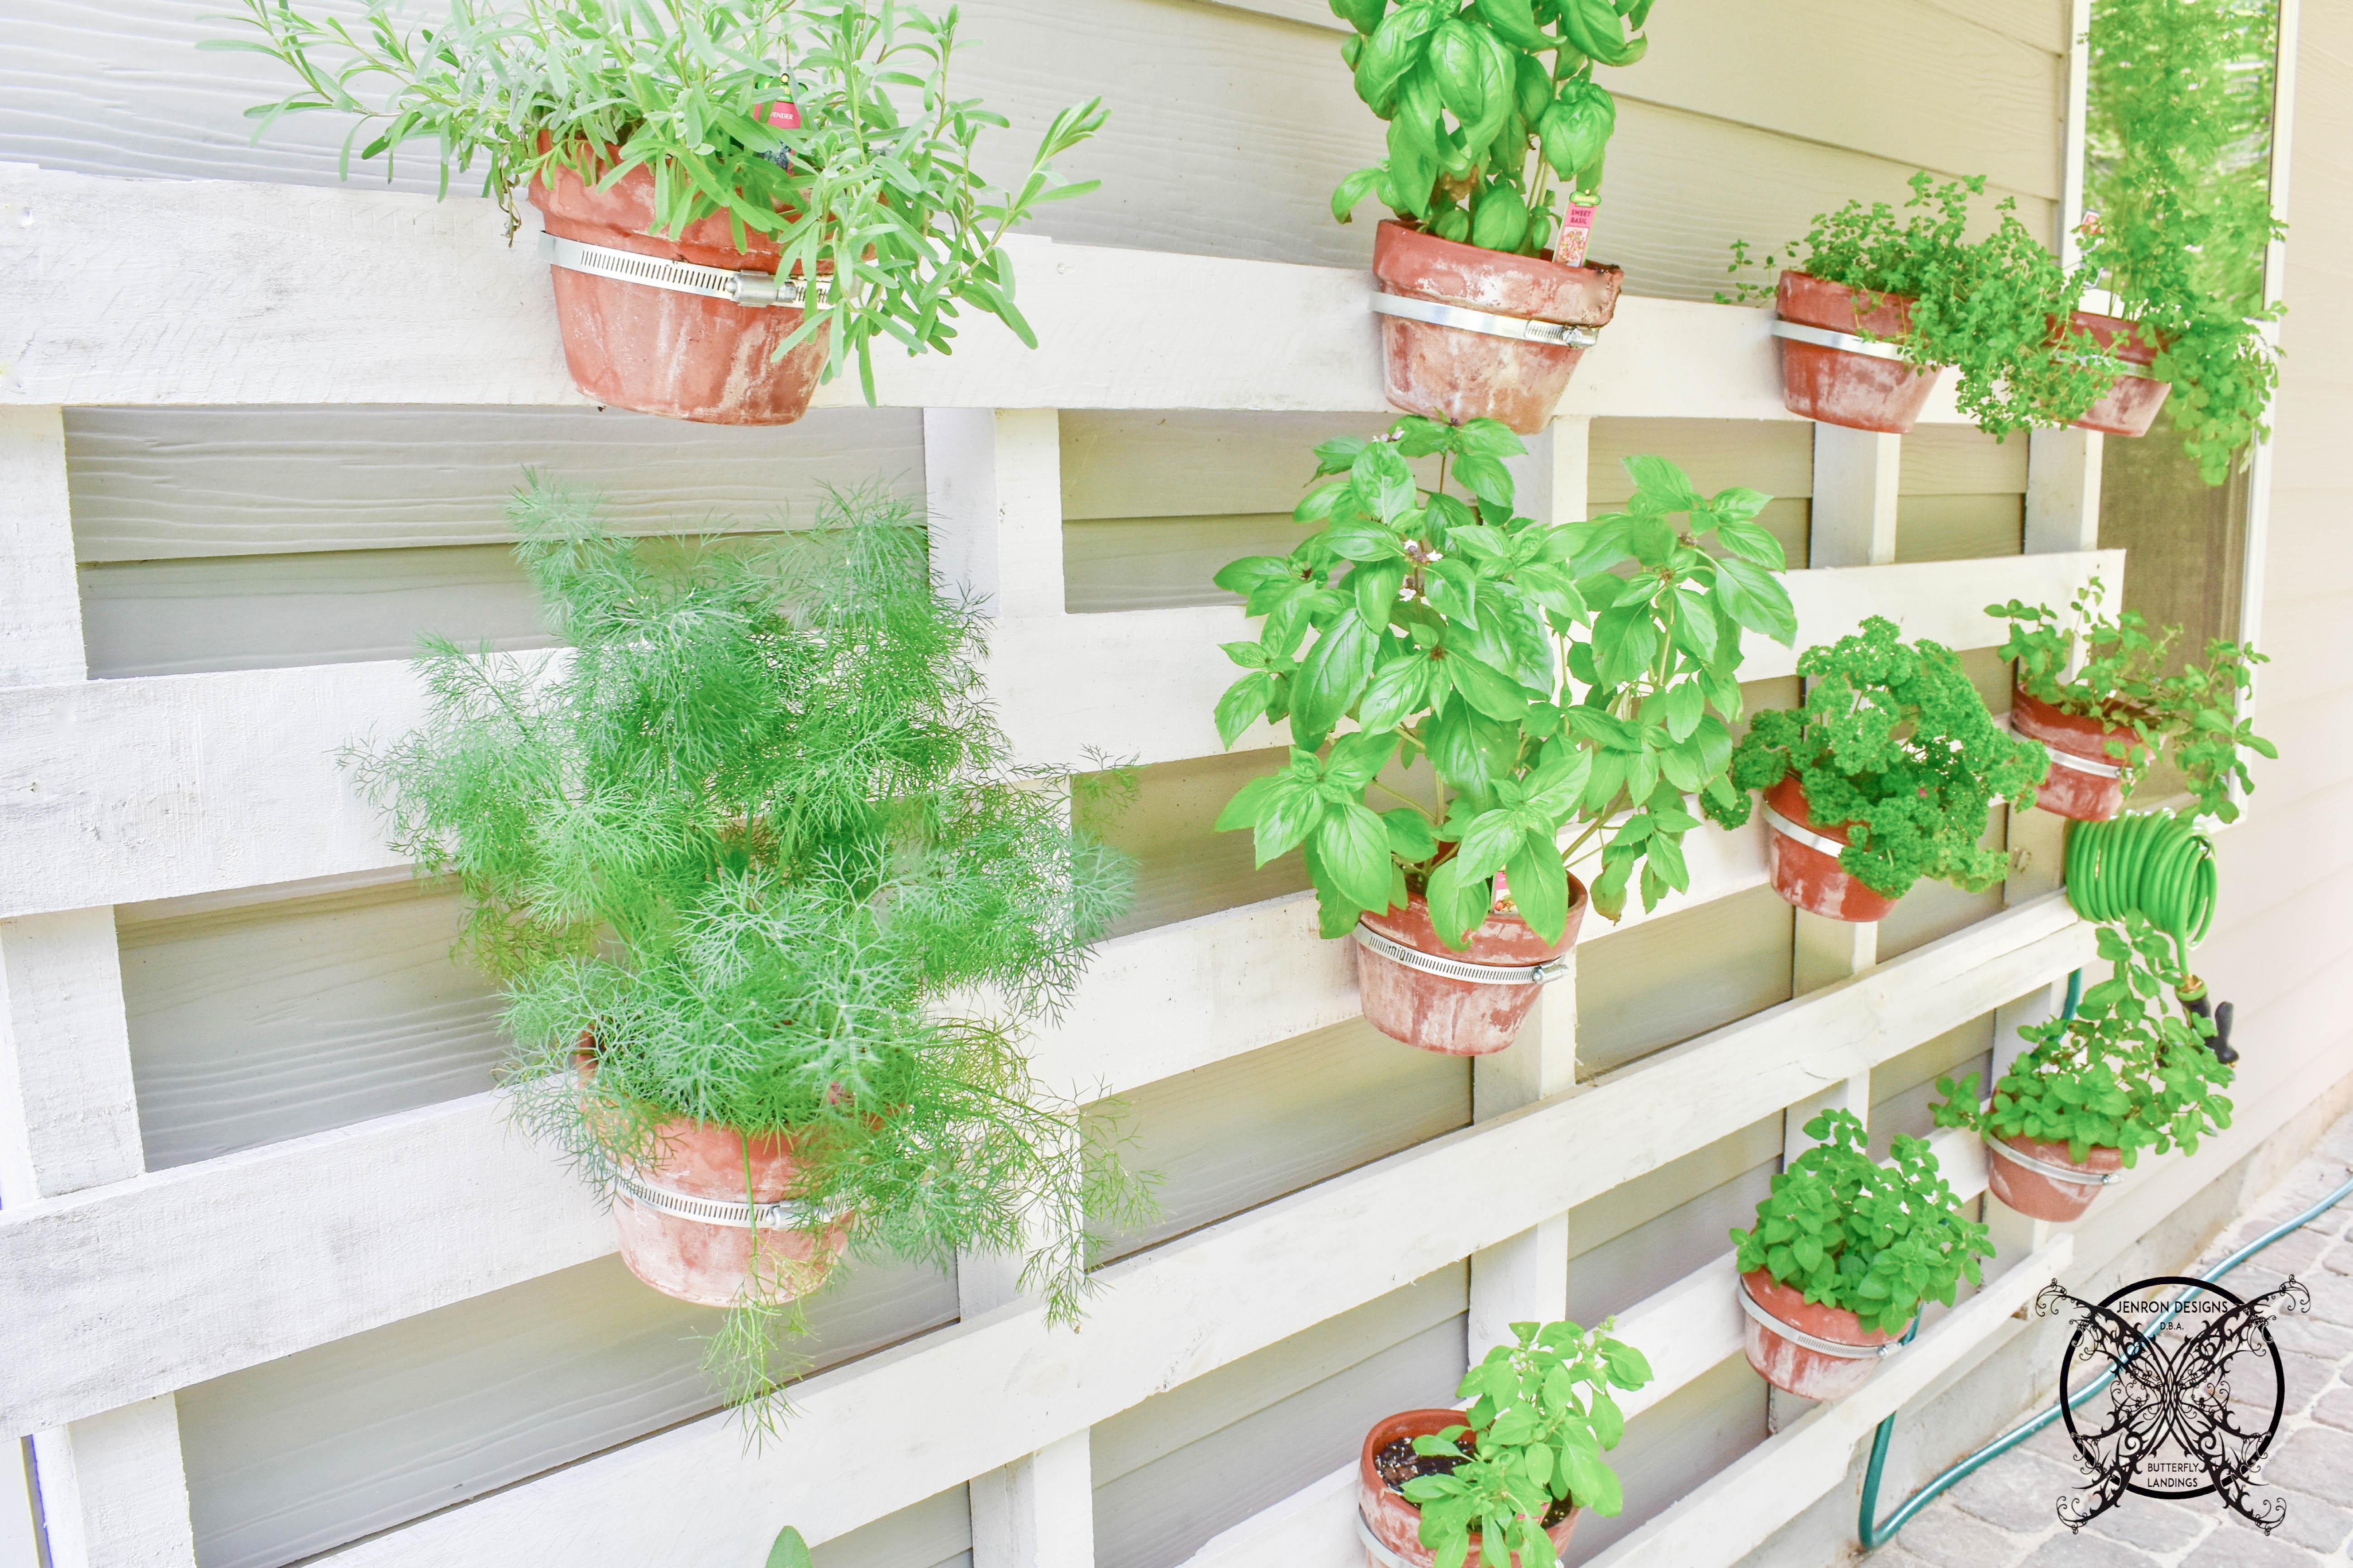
xmin=1739 ymin=1268 xmax=1899 ymax=1401
xmin=530 ymin=147 xmax=829 ymax=426
xmin=1985 ymin=1133 xmax=2122 ymax=1223
xmin=1774 ymin=272 xmax=1942 ymax=434
xmin=1358 ymin=1409 xmax=1578 ymax=1568
xmin=1372 ymin=220 xmax=1622 ymax=435
xmin=1356 ymin=877 xmax=1586 ymax=1057
xmin=2010 ymin=686 xmax=2138 ymax=822
xmin=2067 ymin=310 xmax=2171 ymax=438
xmin=1760 ymin=775 xmax=1896 ymax=923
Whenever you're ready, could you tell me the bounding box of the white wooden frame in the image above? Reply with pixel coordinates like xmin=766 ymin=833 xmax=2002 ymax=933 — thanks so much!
xmin=0 ymin=153 xmax=2207 ymax=1568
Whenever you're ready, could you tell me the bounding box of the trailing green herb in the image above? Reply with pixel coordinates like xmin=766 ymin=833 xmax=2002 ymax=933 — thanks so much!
xmin=1210 ymin=419 xmax=1795 ymax=942
xmin=350 ymin=478 xmax=1152 ymax=1422
xmin=1933 ymin=916 xmax=2233 ymax=1164
xmin=1724 ymin=173 xmax=2109 ymax=439
xmin=1731 ymin=1108 xmax=1994 ymax=1336
xmin=2084 ymin=0 xmax=2282 ymax=482
xmin=207 ymin=0 xmax=1105 ymax=400
xmin=1402 ymin=1319 xmax=1654 ymax=1568
xmin=1991 ymin=576 xmax=2274 ymax=821
xmin=1326 ymin=0 xmax=1654 ymax=256
xmin=1705 ymin=616 xmax=2048 ymax=901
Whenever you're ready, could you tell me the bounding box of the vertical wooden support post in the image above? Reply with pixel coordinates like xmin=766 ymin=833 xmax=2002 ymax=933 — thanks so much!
xmin=1806 ymin=424 xmax=1901 ymax=569
xmin=926 ymin=408 xmax=1095 ymax=1568
xmin=0 ymin=407 xmax=198 ymax=1568
xmin=1467 ymin=417 xmax=1588 ymax=1356
xmin=1 ymin=1439 xmax=39 ymax=1568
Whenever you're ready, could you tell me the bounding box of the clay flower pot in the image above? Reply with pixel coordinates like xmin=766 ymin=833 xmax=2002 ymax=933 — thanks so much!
xmin=1984 ymin=1133 xmax=2122 ymax=1223
xmin=1358 ymin=1409 xmax=1579 ymax=1568
xmin=2010 ymin=685 xmax=2141 ymax=822
xmin=609 ymin=1112 xmax=849 ymax=1307
xmin=1773 ymin=272 xmax=1942 ymax=434
xmin=2067 ymin=310 xmax=2171 ymax=438
xmin=1371 ymin=220 xmax=1623 ymax=435
xmin=1738 ymin=1268 xmax=1900 ymax=1401
xmin=1355 ymin=878 xmax=1586 ymax=1057
xmin=1759 ymin=776 xmax=1896 ymax=924
xmin=529 ymin=148 xmax=828 ymax=425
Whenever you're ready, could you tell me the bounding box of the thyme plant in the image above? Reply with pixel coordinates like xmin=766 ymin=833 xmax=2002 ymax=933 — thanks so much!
xmin=1704 ymin=617 xmax=2048 ymax=902
xmin=1731 ymin=1109 xmax=1994 ymax=1336
xmin=1933 ymin=917 xmax=2234 ymax=1165
xmin=2084 ymin=0 xmax=2283 ymax=481
xmin=352 ymin=478 xmax=1150 ymax=1418
xmin=1210 ymin=419 xmax=1796 ymax=944
xmin=1401 ymin=1320 xmax=1653 ymax=1568
xmin=1327 ymin=0 xmax=1654 ymax=256
xmin=1991 ymin=577 xmax=2274 ymax=821
xmin=208 ymin=0 xmax=1105 ymax=399
xmin=1724 ymin=173 xmax=2109 ymax=438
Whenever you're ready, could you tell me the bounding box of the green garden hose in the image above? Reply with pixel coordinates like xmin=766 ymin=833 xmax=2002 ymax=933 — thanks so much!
xmin=1859 ymin=1167 xmax=2353 ymax=1550
xmin=2063 ymin=810 xmax=2219 ymax=972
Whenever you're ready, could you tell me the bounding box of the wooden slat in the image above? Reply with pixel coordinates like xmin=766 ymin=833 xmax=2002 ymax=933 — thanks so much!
xmin=0 ymin=163 xmax=1973 ymax=424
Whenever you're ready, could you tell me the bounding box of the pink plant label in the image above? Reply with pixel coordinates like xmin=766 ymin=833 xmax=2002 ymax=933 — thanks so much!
xmin=1555 ymin=204 xmax=1598 ymax=267
xmin=765 ymin=100 xmax=801 ymax=130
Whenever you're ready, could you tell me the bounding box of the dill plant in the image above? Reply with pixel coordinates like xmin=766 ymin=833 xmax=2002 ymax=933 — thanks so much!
xmin=352 ymin=477 xmax=1151 ymax=1418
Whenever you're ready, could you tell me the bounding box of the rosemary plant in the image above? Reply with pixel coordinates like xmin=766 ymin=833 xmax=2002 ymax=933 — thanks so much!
xmin=352 ymin=478 xmax=1151 ymax=1420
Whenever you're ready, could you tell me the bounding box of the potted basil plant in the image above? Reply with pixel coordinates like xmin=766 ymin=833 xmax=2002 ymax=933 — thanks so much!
xmin=1212 ymin=419 xmax=1795 ymax=1055
xmin=1933 ymin=916 xmax=2233 ymax=1222
xmin=212 ymin=0 xmax=1104 ymax=425
xmin=1991 ymin=577 xmax=2272 ymax=823
xmin=1702 ymin=616 xmax=2048 ymax=922
xmin=1731 ymin=1109 xmax=1993 ymax=1401
xmin=1360 ymin=1318 xmax=1653 ymax=1568
xmin=352 ymin=479 xmax=1151 ymax=1422
xmin=2078 ymin=0 xmax=2282 ymax=467
xmin=1328 ymin=0 xmax=1656 ymax=432
xmin=1724 ymin=173 xmax=2109 ymax=437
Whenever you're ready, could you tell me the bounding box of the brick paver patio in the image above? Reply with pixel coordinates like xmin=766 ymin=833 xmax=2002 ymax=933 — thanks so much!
xmin=1868 ymin=1108 xmax=2353 ymax=1567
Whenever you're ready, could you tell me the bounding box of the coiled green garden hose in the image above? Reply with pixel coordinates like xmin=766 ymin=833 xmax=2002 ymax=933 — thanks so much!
xmin=1859 ymin=1168 xmax=2353 ymax=1550
xmin=2063 ymin=810 xmax=2219 ymax=972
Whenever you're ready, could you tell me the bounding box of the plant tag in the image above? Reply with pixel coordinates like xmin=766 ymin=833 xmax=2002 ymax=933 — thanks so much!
xmin=765 ymin=100 xmax=802 ymax=130
xmin=1555 ymin=204 xmax=1598 ymax=268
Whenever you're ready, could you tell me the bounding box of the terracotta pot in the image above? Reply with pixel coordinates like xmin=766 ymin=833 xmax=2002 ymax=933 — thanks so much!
xmin=1759 ymin=776 xmax=1896 ymax=923
xmin=1773 ymin=272 xmax=1942 ymax=434
xmin=529 ymin=148 xmax=827 ymax=425
xmin=1371 ymin=220 xmax=1623 ymax=434
xmin=609 ymin=1112 xmax=848 ymax=1307
xmin=2067 ymin=310 xmax=2171 ymax=438
xmin=1739 ymin=1268 xmax=1900 ymax=1401
xmin=1356 ymin=879 xmax=1586 ymax=1057
xmin=2010 ymin=685 xmax=2142 ymax=822
xmin=1985 ymin=1133 xmax=2122 ymax=1222
xmin=1358 ymin=1409 xmax=1579 ymax=1568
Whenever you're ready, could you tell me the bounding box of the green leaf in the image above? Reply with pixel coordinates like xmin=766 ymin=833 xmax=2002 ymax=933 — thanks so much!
xmin=1710 ymin=519 xmax=1787 ymax=569
xmin=1291 ymin=610 xmax=1379 ymax=747
xmin=1504 ymin=835 xmax=1570 ymax=941
xmin=767 ymin=1527 xmax=814 ymax=1568
xmin=1440 ymin=648 xmax=1534 ymax=723
xmin=1453 ymin=453 xmax=1516 ymax=513
xmin=1358 ymin=651 xmax=1435 ymax=732
xmin=1354 ymin=559 xmax=1410 ymax=628
xmin=1325 ymin=728 xmax=1402 ymax=789
xmin=1316 ymin=800 xmax=1395 ymax=910
xmin=1331 ymin=165 xmax=1384 ymax=223
xmin=1622 ymin=454 xmax=1701 ymax=511
xmin=1425 ymin=854 xmax=1493 ymax=947
xmin=1213 ymin=556 xmax=1296 ymax=597
xmin=1214 ymin=672 xmax=1276 ymax=749
xmin=1214 ymin=772 xmax=1281 ymax=832
xmin=1714 ymin=556 xmax=1798 ymax=645
xmin=1383 ymin=808 xmax=1440 ymax=862
xmin=1473 ymin=0 xmax=1549 ymax=49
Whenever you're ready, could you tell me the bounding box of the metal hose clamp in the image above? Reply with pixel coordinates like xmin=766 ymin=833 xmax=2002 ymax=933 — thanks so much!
xmin=538 ymin=232 xmax=826 ymax=309
xmin=1352 ymin=921 xmax=1572 ymax=987
xmin=1984 ymin=1135 xmax=2120 ymax=1188
xmin=1760 ymin=802 xmax=1854 ymax=859
xmin=2037 ymin=740 xmax=2126 ymax=780
xmin=1370 ymin=292 xmax=1601 ymax=349
xmin=1770 ymin=318 xmax=1915 ymax=364
xmin=1737 ymin=1275 xmax=1910 ymax=1360
xmin=611 ymin=1166 xmax=836 ymax=1230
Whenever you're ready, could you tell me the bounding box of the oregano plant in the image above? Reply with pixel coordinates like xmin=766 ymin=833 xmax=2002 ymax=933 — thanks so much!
xmin=1401 ymin=1319 xmax=1654 ymax=1568
xmin=1723 ymin=173 xmax=2110 ymax=438
xmin=1703 ymin=616 xmax=2048 ymax=901
xmin=1731 ymin=1108 xmax=1994 ymax=1336
xmin=351 ymin=479 xmax=1153 ymax=1420
xmin=1327 ymin=0 xmax=1653 ymax=255
xmin=210 ymin=0 xmax=1105 ymax=399
xmin=1933 ymin=916 xmax=2234 ymax=1163
xmin=1210 ymin=418 xmax=1796 ymax=944
xmin=1991 ymin=576 xmax=2275 ymax=821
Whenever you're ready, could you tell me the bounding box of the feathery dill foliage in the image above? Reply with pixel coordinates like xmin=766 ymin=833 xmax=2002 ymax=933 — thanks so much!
xmin=352 ymin=478 xmax=1151 ymax=1413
